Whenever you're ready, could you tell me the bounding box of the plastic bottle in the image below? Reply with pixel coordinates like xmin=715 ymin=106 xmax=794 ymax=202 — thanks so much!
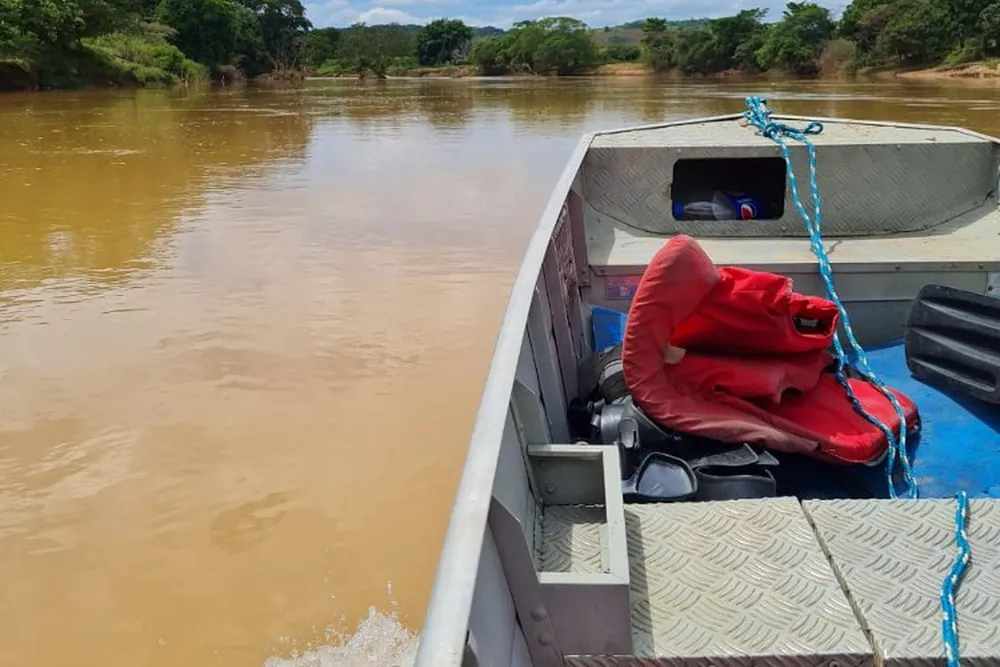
xmin=672 ymin=191 xmax=762 ymax=221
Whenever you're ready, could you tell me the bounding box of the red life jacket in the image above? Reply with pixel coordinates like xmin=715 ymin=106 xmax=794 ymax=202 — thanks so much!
xmin=620 ymin=235 xmax=918 ymax=464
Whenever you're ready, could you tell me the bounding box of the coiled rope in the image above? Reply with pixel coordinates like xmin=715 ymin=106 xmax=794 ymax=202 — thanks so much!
xmin=741 ymin=95 xmax=970 ymax=667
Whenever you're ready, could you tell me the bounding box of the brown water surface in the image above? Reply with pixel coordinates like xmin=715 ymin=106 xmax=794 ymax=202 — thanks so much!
xmin=1 ymin=78 xmax=999 ymax=667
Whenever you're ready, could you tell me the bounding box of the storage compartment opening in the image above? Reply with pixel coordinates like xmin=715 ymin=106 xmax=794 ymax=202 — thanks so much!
xmin=671 ymin=157 xmax=787 ymax=221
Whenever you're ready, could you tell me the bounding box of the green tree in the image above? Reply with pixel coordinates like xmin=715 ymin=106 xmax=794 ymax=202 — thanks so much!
xmin=414 ymin=18 xmax=473 ymax=66
xmin=468 ymin=17 xmax=597 ymax=75
xmin=983 ymin=2 xmax=1000 ymax=54
xmin=14 ymin=0 xmax=86 ymax=48
xmin=299 ymin=26 xmax=338 ymax=68
xmin=940 ymin=0 xmax=992 ymax=42
xmin=712 ymin=8 xmax=768 ymax=69
xmin=156 ymin=0 xmax=256 ymax=68
xmin=838 ymin=0 xmax=890 ymax=41
xmin=877 ymin=0 xmax=955 ymax=66
xmin=468 ymin=34 xmax=509 ymax=74
xmin=842 ymin=0 xmax=894 ymax=58
xmin=603 ymin=44 xmax=640 ymax=62
xmin=756 ymin=2 xmax=835 ymax=74
xmin=532 ymin=17 xmax=599 ymax=74
xmin=236 ymin=0 xmax=311 ymax=70
xmin=334 ymin=22 xmax=414 ymax=76
xmin=640 ymin=17 xmax=676 ymax=71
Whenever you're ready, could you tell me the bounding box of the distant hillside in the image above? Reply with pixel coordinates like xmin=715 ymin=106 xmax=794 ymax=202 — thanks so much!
xmin=594 ymin=18 xmax=711 ymax=46
xmin=474 ymin=26 xmax=506 ymax=38
xmin=372 ymin=23 xmax=506 ymax=38
xmin=364 ymin=19 xmax=713 ymax=48
xmin=617 ymin=19 xmax=711 ymax=31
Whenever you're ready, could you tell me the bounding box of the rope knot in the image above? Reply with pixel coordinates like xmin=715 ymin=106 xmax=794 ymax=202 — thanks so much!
xmin=743 ymin=95 xmax=825 ymax=142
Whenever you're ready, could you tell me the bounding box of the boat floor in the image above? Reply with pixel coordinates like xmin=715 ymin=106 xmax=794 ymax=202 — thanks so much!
xmin=585 ymin=201 xmax=1000 ymax=274
xmin=542 ymin=496 xmax=1000 ymax=666
xmin=853 ymin=341 xmax=1000 ymax=499
xmin=543 ymin=342 xmax=1000 ymax=664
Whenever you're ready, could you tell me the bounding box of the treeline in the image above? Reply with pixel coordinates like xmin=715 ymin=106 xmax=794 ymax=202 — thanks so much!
xmin=313 ymin=0 xmax=1000 ymax=78
xmin=840 ymin=0 xmax=1000 ymax=69
xmin=3 ymin=0 xmax=1000 ymax=90
xmin=0 ymin=0 xmax=311 ymax=90
xmin=307 ymin=17 xmax=694 ymax=77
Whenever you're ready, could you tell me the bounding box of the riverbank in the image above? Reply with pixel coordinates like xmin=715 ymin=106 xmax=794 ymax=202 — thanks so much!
xmin=351 ymin=60 xmax=1000 ymax=82
xmin=0 ymin=34 xmax=207 ymax=92
xmin=7 ymin=57 xmax=1000 ymax=92
xmin=892 ymin=61 xmax=1000 ymax=81
xmin=311 ymin=62 xmax=682 ymax=80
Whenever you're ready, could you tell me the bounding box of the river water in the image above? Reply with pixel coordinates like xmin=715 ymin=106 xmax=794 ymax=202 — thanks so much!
xmin=1 ymin=77 xmax=999 ymax=667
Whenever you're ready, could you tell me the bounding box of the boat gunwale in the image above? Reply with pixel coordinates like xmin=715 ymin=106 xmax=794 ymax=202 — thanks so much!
xmin=593 ymin=112 xmax=1000 ymax=145
xmin=413 ymin=131 xmax=596 ymax=667
xmin=414 ymin=110 xmax=1000 ymax=667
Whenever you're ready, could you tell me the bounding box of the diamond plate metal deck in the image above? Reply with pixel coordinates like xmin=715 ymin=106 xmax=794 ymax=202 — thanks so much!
xmin=564 ymin=498 xmax=874 ymax=667
xmin=537 ymin=505 xmax=605 ymax=574
xmin=804 ymin=499 xmax=1000 ymax=667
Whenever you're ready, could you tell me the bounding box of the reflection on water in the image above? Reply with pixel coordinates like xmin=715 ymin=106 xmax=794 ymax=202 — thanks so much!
xmin=0 ymin=77 xmax=998 ymax=667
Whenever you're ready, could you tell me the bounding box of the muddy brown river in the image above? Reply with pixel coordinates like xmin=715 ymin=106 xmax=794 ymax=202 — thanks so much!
xmin=1 ymin=77 xmax=999 ymax=667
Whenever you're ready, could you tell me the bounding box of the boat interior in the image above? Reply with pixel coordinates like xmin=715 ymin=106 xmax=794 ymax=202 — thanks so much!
xmin=418 ymin=112 xmax=1000 ymax=667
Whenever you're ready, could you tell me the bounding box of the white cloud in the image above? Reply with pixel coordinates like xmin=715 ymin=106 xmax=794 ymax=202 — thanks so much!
xmin=357 ymin=6 xmax=423 ymax=23
xmin=306 ymin=0 xmax=360 ymax=26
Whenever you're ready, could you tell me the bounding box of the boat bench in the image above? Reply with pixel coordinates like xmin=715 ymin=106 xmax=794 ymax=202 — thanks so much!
xmin=493 ymin=439 xmax=1000 ymax=666
xmin=576 ymin=118 xmax=1000 ymax=346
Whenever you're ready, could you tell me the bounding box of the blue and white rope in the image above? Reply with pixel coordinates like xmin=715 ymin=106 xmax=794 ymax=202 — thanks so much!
xmin=942 ymin=489 xmax=971 ymax=667
xmin=741 ymin=95 xmax=971 ymax=666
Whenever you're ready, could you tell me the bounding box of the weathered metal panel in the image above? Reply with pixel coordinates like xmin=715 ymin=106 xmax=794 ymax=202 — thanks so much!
xmin=530 ymin=445 xmax=632 ymax=658
xmin=416 ymin=131 xmax=594 ymax=667
xmin=583 ymin=143 xmax=996 ymax=238
xmin=804 ymin=499 xmax=1000 ymax=667
xmin=510 ymin=629 xmax=533 ymax=667
xmin=527 ymin=286 xmax=570 ymax=443
xmin=489 ymin=498 xmax=565 ymax=667
xmin=494 ymin=407 xmax=538 ymax=557
xmin=541 ymin=582 xmax=633 ymax=657
xmin=468 ymin=527 xmax=519 ymax=667
xmin=583 ymin=117 xmax=998 ymax=238
xmin=542 ymin=202 xmax=586 ymax=399
xmin=568 ymin=188 xmax=590 ymax=288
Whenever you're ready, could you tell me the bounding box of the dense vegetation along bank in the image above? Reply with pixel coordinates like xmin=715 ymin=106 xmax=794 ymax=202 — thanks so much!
xmin=0 ymin=0 xmax=310 ymax=90
xmin=2 ymin=0 xmax=1000 ymax=90
xmin=308 ymin=0 xmax=1000 ymax=81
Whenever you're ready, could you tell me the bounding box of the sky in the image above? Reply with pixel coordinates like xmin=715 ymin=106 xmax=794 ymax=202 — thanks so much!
xmin=304 ymin=0 xmax=848 ymax=30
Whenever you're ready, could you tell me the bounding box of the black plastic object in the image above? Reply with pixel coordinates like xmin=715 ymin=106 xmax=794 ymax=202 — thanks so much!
xmin=590 ymin=395 xmax=676 ymax=450
xmin=905 ymin=283 xmax=1000 ymax=405
xmin=686 ymin=443 xmax=779 ymax=501
xmin=621 ymin=452 xmax=698 ymax=503
xmin=580 ymin=344 xmax=627 ymax=404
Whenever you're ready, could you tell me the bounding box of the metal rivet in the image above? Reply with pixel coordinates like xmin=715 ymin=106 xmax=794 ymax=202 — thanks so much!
xmin=530 ymin=605 xmax=548 ymax=621
xmin=538 ymin=631 xmax=554 ymax=645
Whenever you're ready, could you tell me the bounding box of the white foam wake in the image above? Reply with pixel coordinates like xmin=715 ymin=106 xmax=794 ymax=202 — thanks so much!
xmin=263 ymin=605 xmax=418 ymax=667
